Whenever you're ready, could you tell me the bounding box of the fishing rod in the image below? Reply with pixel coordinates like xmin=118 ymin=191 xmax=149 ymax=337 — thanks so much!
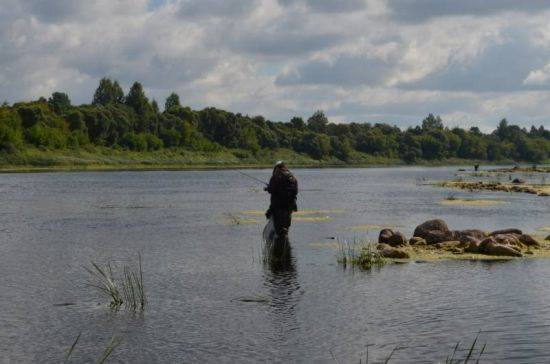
xmin=237 ymin=170 xmax=268 ymax=186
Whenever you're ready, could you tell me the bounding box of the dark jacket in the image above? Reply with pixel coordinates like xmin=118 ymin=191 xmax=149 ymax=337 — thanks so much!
xmin=267 ymin=169 xmax=298 ymax=211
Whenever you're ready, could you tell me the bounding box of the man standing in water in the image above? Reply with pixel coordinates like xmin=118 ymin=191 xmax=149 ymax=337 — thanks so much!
xmin=265 ymin=161 xmax=298 ymax=247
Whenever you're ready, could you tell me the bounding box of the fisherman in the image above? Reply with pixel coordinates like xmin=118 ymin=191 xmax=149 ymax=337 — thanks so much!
xmin=264 ymin=161 xmax=298 ymax=246
xmin=474 ymin=164 xmax=480 ymax=172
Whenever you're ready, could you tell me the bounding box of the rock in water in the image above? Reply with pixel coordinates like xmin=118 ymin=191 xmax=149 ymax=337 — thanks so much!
xmin=458 ymin=229 xmax=487 ymax=240
xmin=378 ymin=229 xmax=408 ymax=247
xmin=413 ymin=219 xmax=450 ymax=239
xmin=424 ymin=230 xmax=458 ymax=245
xmin=380 ymin=247 xmax=410 ymax=259
xmin=490 ymin=228 xmax=522 ymax=236
xmin=519 ymin=234 xmax=541 ymax=247
xmin=479 ymin=237 xmax=522 ymax=257
xmin=409 ymin=237 xmax=427 ymax=246
xmin=378 ymin=229 xmax=394 ymax=244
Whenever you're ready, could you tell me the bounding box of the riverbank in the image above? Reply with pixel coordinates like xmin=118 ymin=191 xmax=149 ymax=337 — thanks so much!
xmin=0 ymin=146 xmax=542 ymax=173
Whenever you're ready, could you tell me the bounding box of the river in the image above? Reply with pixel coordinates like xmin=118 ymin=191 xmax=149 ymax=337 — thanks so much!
xmin=0 ymin=167 xmax=549 ymax=362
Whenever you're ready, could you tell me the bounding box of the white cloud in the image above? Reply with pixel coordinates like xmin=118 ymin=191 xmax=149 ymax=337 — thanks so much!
xmin=0 ymin=0 xmax=549 ymax=129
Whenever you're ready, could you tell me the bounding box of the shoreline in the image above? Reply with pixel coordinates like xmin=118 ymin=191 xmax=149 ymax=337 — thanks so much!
xmin=0 ymin=159 xmax=545 ymax=174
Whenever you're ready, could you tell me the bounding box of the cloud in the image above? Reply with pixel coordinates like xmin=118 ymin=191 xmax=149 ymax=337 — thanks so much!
xmin=0 ymin=0 xmax=550 ymax=131
xmin=176 ymin=0 xmax=258 ymax=19
xmin=278 ymin=0 xmax=366 ymax=13
xmin=387 ymin=0 xmax=550 ymax=23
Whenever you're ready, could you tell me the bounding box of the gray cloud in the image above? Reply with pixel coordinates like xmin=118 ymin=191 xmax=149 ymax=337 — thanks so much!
xmin=276 ymin=54 xmax=395 ymax=86
xmin=387 ymin=0 xmax=550 ymax=23
xmin=278 ymin=0 xmax=366 ymax=13
xmin=177 ymin=0 xmax=257 ymax=18
xmin=399 ymin=29 xmax=548 ymax=92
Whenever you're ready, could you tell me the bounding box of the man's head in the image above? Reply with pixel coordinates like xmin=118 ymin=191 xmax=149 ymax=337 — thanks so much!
xmin=273 ymin=160 xmax=288 ymax=173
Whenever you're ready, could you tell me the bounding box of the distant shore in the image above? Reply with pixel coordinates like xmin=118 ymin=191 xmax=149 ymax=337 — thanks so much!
xmin=0 ymin=147 xmax=547 ymax=174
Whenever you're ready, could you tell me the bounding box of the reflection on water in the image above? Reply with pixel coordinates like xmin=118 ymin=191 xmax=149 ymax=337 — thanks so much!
xmin=0 ymin=167 xmax=549 ymax=362
xmin=263 ymin=244 xmax=300 ymax=353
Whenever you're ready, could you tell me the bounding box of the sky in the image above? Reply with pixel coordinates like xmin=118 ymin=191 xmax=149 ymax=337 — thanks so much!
xmin=1 ymin=0 xmax=550 ymax=131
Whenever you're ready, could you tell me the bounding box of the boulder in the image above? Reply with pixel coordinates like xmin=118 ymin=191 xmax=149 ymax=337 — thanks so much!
xmin=479 ymin=237 xmax=523 ymax=257
xmin=459 ymin=234 xmax=481 ymax=245
xmin=389 ymin=232 xmax=407 ymax=246
xmin=425 ymin=230 xmax=459 ymax=245
xmin=518 ymin=234 xmax=540 ymax=247
xmin=378 ymin=229 xmax=408 ymax=247
xmin=490 ymin=228 xmax=522 ymax=236
xmin=378 ymin=229 xmax=394 ymax=244
xmin=458 ymin=229 xmax=487 ymax=240
xmin=409 ymin=237 xmax=427 ymax=246
xmin=413 ymin=219 xmax=450 ymax=239
xmin=380 ymin=247 xmax=410 ymax=259
xmin=493 ymin=234 xmax=523 ymax=247
xmin=546 ymin=235 xmax=550 ymax=241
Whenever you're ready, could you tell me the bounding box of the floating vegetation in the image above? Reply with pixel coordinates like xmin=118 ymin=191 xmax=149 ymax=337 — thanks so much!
xmin=349 ymin=224 xmax=402 ymax=231
xmin=85 ymin=254 xmax=146 ymax=311
xmin=64 ymin=333 xmax=122 ymax=364
xmin=439 ymin=199 xmax=506 ymax=207
xmin=336 ymin=238 xmax=386 ymax=270
xmin=441 ymin=181 xmax=550 ymax=196
xmin=293 ymin=216 xmax=332 ymax=222
xmin=224 ymin=212 xmax=262 ymax=225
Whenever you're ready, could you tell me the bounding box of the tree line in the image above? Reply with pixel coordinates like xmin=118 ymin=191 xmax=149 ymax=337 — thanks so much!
xmin=1 ymin=77 xmax=549 ymax=163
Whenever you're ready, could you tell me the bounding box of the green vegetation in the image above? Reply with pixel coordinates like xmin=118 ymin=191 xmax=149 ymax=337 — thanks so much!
xmin=85 ymin=255 xmax=146 ymax=311
xmin=337 ymin=238 xmax=386 ymax=270
xmin=1 ymin=78 xmax=549 ymax=170
xmin=64 ymin=333 xmax=121 ymax=364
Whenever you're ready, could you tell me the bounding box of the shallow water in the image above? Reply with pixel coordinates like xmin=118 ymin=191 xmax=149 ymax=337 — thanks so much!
xmin=0 ymin=167 xmax=549 ymax=363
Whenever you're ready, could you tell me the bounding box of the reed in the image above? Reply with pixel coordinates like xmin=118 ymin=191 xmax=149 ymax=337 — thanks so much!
xmin=63 ymin=333 xmax=122 ymax=364
xmin=86 ymin=254 xmax=146 ymax=311
xmin=337 ymin=237 xmax=386 ymax=270
xmin=85 ymin=262 xmax=123 ymax=309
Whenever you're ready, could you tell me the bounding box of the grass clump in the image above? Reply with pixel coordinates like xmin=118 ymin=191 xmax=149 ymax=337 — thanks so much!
xmin=337 ymin=238 xmax=386 ymax=270
xmin=85 ymin=254 xmax=146 ymax=311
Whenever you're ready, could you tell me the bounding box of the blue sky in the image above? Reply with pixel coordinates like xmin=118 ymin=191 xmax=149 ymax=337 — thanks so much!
xmin=1 ymin=0 xmax=550 ymax=131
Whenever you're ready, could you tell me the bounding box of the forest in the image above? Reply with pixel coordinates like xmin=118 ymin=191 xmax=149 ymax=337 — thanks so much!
xmin=1 ymin=77 xmax=549 ymax=166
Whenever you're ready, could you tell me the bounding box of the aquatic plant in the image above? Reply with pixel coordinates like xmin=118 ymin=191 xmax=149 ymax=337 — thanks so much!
xmin=121 ymin=254 xmax=146 ymax=311
xmin=225 ymin=212 xmax=242 ymax=225
xmin=336 ymin=238 xmax=386 ymax=270
xmin=85 ymin=261 xmax=124 ymax=309
xmin=64 ymin=333 xmax=122 ymax=364
xmin=445 ymin=332 xmax=486 ymax=363
xmin=86 ymin=254 xmax=146 ymax=311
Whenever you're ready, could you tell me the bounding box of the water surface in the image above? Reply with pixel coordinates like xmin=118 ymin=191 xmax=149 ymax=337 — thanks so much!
xmin=0 ymin=167 xmax=549 ymax=362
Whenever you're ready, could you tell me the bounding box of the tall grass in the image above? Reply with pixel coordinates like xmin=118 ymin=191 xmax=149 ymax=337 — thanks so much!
xmin=64 ymin=333 xmax=121 ymax=364
xmin=86 ymin=254 xmax=146 ymax=311
xmin=337 ymin=237 xmax=386 ymax=270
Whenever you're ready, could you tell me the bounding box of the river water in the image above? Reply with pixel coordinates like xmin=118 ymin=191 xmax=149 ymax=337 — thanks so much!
xmin=0 ymin=167 xmax=549 ymax=363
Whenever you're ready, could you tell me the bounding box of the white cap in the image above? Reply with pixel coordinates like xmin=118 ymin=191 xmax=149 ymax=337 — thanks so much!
xmin=275 ymin=160 xmax=284 ymax=167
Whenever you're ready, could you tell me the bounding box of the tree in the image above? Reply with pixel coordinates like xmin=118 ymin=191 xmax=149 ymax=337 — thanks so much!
xmin=48 ymin=92 xmax=71 ymax=114
xmin=290 ymin=116 xmax=305 ymax=130
xmin=92 ymin=78 xmax=124 ymax=105
xmin=421 ymin=114 xmax=443 ymax=131
xmin=165 ymin=92 xmax=181 ymax=111
xmin=307 ymin=110 xmax=328 ymax=133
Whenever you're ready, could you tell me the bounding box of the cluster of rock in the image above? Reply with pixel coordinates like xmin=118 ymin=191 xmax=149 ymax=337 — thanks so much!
xmin=444 ymin=181 xmax=549 ymax=196
xmin=377 ymin=219 xmax=542 ymax=259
